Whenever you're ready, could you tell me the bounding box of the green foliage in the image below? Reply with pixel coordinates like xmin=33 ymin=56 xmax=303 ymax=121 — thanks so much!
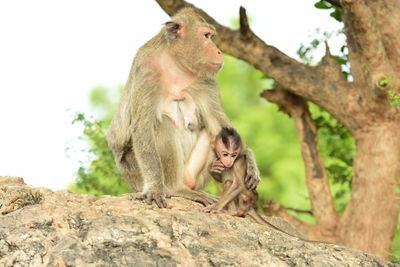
xmin=297 ymin=29 xmax=349 ymax=79
xmin=314 ymin=1 xmax=331 ymax=9
xmin=89 ymin=86 xmax=122 ymax=121
xmin=308 ymin=104 xmax=354 ymax=213
xmin=314 ymin=1 xmax=342 ymax=22
xmin=387 ymin=90 xmax=400 ymax=107
xmin=378 ymin=77 xmax=400 ymax=108
xmin=70 ymin=111 xmax=129 ymax=196
xmin=392 ymin=217 xmax=400 ymax=263
xmin=379 ymin=77 xmax=389 ymax=87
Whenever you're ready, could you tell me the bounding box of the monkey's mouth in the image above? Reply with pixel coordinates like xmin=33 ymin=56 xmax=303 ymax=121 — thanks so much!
xmin=210 ymin=63 xmax=223 ymax=69
xmin=221 ymin=164 xmax=232 ymax=169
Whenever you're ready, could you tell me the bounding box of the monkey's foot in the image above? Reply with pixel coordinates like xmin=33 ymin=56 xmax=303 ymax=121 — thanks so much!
xmin=135 ymin=190 xmax=171 ymax=208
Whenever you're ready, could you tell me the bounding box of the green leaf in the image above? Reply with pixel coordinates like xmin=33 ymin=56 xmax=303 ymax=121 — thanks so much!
xmin=314 ymin=1 xmax=332 ymax=9
xmin=379 ymin=78 xmax=389 ymax=86
xmin=332 ymin=56 xmax=347 ymax=65
xmin=330 ymin=8 xmax=342 ymax=22
xmin=72 ymin=113 xmax=85 ymax=124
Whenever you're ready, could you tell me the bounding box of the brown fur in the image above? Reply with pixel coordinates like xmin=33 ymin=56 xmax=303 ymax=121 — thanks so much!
xmin=107 ymin=8 xmax=259 ymax=207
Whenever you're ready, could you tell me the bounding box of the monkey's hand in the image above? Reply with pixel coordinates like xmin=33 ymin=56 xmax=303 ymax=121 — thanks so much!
xmin=136 ymin=188 xmax=171 ymax=208
xmin=245 ymin=167 xmax=260 ymax=190
xmin=209 ymin=158 xmax=225 ymax=182
xmin=243 ymin=148 xmax=261 ymax=190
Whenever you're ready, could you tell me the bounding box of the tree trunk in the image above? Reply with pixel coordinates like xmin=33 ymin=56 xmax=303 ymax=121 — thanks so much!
xmin=339 ymin=123 xmax=400 ymax=258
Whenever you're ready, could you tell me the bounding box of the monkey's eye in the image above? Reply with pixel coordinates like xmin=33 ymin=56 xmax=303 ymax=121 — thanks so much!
xmin=231 ymin=154 xmax=238 ymax=158
xmin=204 ymin=32 xmax=213 ymax=39
xmin=222 ymin=152 xmax=229 ymax=157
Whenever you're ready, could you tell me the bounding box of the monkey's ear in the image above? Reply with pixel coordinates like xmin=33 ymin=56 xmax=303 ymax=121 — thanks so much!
xmin=165 ymin=21 xmax=184 ymax=40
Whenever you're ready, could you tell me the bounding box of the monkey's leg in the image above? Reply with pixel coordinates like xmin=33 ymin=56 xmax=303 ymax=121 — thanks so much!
xmin=202 ymin=158 xmax=247 ymax=213
xmin=222 ymin=181 xmax=239 ymax=215
xmin=116 ymin=148 xmax=143 ymax=191
xmin=201 ymin=176 xmax=244 ymax=213
xmin=202 ymin=185 xmax=243 ymax=213
xmin=113 ymin=147 xmax=169 ymax=205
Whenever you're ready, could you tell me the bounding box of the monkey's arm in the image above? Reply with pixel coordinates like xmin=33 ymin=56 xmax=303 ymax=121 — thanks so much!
xmin=243 ymin=148 xmax=261 ymax=190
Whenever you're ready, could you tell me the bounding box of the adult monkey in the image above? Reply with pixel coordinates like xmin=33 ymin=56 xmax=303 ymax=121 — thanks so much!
xmin=107 ymin=8 xmax=260 ymax=208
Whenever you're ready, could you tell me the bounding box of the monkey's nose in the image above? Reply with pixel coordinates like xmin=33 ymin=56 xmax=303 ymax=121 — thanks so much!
xmin=223 ymin=160 xmax=233 ymax=168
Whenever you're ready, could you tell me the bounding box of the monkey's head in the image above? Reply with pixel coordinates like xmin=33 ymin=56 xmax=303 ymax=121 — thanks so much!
xmin=164 ymin=8 xmax=223 ymax=78
xmin=214 ymin=127 xmax=242 ymax=169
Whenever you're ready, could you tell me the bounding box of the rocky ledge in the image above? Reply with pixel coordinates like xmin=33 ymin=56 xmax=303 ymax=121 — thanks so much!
xmin=0 ymin=176 xmax=395 ymax=267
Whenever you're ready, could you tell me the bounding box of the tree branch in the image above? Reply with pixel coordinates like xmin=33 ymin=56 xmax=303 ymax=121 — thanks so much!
xmin=340 ymin=0 xmax=395 ymax=90
xmin=239 ymin=6 xmax=252 ymax=41
xmin=155 ymin=0 xmax=354 ymax=123
xmin=365 ymin=0 xmax=400 ymax=83
xmin=261 ymin=89 xmax=338 ymax=226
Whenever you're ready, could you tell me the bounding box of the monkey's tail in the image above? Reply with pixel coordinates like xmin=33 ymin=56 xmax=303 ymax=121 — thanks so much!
xmin=247 ymin=209 xmax=296 ymax=237
xmin=247 ymin=209 xmax=332 ymax=244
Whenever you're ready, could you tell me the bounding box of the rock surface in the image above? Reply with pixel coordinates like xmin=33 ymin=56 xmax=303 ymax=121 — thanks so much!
xmin=0 ymin=176 xmax=396 ymax=267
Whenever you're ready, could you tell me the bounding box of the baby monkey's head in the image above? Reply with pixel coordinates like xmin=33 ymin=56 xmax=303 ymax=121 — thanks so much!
xmin=214 ymin=127 xmax=242 ymax=168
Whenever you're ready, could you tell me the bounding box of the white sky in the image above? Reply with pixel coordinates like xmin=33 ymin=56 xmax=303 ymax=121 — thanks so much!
xmin=0 ymin=1 xmax=343 ymax=190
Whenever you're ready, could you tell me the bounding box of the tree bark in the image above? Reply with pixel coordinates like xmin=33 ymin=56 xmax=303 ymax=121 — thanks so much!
xmin=339 ymin=123 xmax=400 ymax=258
xmin=155 ymin=0 xmax=400 ymax=260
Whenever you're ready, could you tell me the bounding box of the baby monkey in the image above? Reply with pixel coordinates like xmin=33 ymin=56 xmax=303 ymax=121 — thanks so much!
xmin=200 ymin=128 xmax=275 ymax=221
xmin=185 ymin=127 xmax=281 ymax=226
xmin=199 ymin=128 xmax=326 ymax=243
